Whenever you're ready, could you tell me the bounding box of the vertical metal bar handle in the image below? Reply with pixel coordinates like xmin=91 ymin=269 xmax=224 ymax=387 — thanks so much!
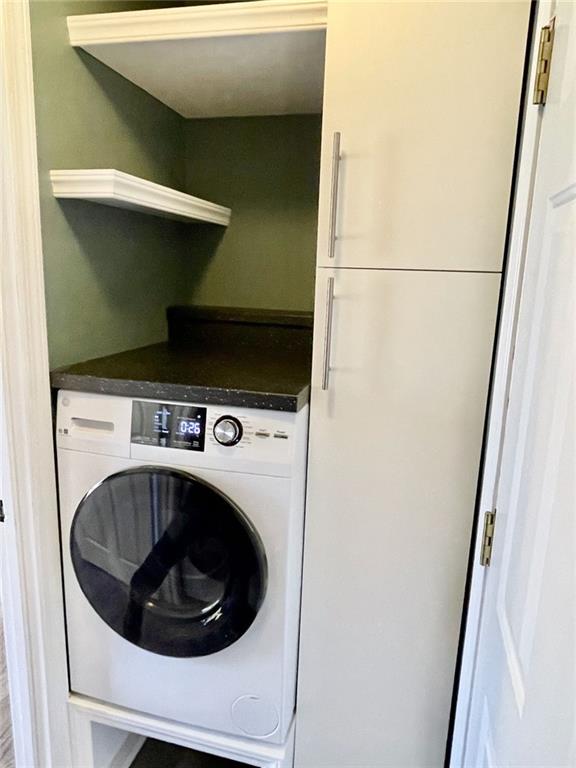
xmin=327 ymin=131 xmax=341 ymax=260
xmin=321 ymin=277 xmax=335 ymax=390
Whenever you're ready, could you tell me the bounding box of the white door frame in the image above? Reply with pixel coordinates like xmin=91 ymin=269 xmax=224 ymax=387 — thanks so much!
xmin=0 ymin=1 xmax=72 ymax=766
xmin=448 ymin=1 xmax=553 ymax=763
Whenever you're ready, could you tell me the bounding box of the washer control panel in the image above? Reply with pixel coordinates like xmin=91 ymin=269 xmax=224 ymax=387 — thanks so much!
xmin=129 ymin=400 xmax=293 ymax=455
xmin=57 ymin=392 xmax=305 ymax=475
xmin=128 ymin=398 xmax=299 ymax=469
xmin=131 ymin=400 xmax=207 ymax=451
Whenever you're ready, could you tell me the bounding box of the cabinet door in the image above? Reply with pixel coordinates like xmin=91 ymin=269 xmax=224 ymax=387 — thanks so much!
xmin=316 ymin=1 xmax=529 ymax=270
xmin=296 ymin=268 xmax=500 ymax=767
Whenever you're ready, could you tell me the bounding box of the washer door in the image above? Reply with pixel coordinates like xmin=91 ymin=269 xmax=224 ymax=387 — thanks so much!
xmin=70 ymin=467 xmax=267 ymax=657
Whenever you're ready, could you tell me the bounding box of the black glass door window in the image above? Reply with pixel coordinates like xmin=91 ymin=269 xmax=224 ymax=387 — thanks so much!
xmin=70 ymin=467 xmax=267 ymax=657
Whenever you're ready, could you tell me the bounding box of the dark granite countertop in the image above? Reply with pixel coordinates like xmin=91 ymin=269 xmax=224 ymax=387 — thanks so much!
xmin=50 ymin=306 xmax=313 ymax=412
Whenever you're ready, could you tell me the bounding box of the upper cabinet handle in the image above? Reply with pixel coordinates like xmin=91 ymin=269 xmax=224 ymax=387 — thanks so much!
xmin=328 ymin=131 xmax=342 ymax=260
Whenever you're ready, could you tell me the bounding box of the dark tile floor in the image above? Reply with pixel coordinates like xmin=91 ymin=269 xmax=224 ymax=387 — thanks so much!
xmin=130 ymin=738 xmax=249 ymax=768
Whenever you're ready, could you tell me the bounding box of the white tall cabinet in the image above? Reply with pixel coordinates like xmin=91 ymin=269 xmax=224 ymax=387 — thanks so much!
xmin=296 ymin=2 xmax=531 ymax=766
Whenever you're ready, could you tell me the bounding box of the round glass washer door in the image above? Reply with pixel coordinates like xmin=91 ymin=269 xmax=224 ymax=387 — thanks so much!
xmin=70 ymin=467 xmax=267 ymax=657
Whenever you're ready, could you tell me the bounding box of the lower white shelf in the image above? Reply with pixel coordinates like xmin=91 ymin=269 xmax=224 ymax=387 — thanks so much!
xmin=50 ymin=169 xmax=231 ymax=225
xmin=69 ymin=693 xmax=295 ymax=767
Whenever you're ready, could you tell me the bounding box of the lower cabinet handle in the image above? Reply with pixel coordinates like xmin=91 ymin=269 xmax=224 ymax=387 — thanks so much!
xmin=321 ymin=277 xmax=335 ymax=391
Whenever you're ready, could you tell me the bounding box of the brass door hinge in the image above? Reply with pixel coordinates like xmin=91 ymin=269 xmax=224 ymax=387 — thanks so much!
xmin=480 ymin=510 xmax=496 ymax=567
xmin=533 ymin=17 xmax=556 ymax=105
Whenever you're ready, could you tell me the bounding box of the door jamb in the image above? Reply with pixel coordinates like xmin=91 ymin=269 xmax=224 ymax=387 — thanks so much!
xmin=0 ymin=1 xmax=72 ymax=765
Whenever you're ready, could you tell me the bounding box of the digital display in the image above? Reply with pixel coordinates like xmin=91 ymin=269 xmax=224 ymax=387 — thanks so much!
xmin=177 ymin=418 xmax=202 ymax=437
xmin=131 ymin=401 xmax=207 ymax=451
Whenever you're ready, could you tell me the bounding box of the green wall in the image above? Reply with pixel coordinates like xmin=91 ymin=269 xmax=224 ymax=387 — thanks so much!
xmin=31 ymin=0 xmax=190 ymax=369
xmin=31 ymin=1 xmax=321 ymax=369
xmin=184 ymin=115 xmax=321 ymax=312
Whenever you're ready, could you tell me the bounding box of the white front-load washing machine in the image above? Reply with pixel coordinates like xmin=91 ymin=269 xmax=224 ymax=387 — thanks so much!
xmin=56 ymin=390 xmax=308 ymax=744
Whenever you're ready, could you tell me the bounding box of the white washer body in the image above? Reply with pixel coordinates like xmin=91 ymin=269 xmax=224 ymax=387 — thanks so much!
xmin=57 ymin=390 xmax=308 ymax=744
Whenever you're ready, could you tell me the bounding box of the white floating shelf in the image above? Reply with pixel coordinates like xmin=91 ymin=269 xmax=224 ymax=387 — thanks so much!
xmin=67 ymin=0 xmax=327 ymax=118
xmin=50 ymin=169 xmax=231 ymax=226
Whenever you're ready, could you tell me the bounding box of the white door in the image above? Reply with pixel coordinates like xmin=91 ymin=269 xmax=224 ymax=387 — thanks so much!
xmin=316 ymin=1 xmax=530 ymax=271
xmin=462 ymin=3 xmax=576 ymax=764
xmin=297 ymin=267 xmax=500 ymax=767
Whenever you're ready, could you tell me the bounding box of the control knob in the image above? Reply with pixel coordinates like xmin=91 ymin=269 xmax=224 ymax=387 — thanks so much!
xmin=213 ymin=416 xmax=243 ymax=446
